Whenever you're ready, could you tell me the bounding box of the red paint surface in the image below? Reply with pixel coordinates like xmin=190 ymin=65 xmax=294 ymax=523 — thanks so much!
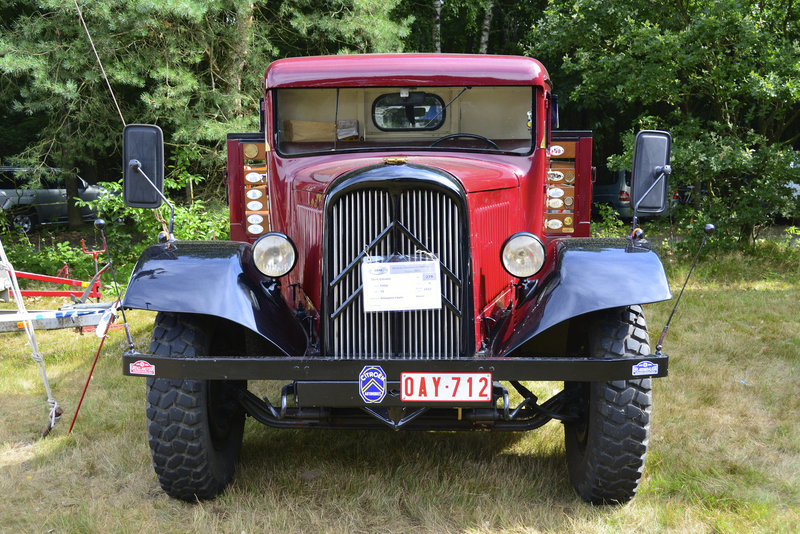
xmin=225 ymin=54 xmax=594 ymax=350
xmin=265 ymin=54 xmax=549 ymax=89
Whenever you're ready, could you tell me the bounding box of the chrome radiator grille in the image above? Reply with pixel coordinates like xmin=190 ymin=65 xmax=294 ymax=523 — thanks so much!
xmin=325 ymin=184 xmax=468 ymax=359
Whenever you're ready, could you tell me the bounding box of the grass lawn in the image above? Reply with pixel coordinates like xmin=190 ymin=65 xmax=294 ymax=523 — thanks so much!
xmin=0 ymin=250 xmax=798 ymax=533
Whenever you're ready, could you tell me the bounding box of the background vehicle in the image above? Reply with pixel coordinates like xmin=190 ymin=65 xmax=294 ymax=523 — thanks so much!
xmin=119 ymin=54 xmax=674 ymax=505
xmin=593 ymin=165 xmax=680 ymax=219
xmin=593 ymin=167 xmax=634 ymax=217
xmin=0 ymin=166 xmax=104 ymax=233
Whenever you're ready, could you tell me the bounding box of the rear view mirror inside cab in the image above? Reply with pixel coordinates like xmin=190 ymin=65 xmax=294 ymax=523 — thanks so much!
xmin=373 ymin=92 xmax=445 ymax=130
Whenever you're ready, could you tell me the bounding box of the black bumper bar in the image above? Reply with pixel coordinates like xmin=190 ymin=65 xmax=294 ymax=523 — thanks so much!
xmin=123 ymin=352 xmax=668 ymax=381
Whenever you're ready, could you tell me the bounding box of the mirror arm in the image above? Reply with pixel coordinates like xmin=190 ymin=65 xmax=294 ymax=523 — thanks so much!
xmin=129 ymin=159 xmax=175 ymax=239
xmin=631 ymin=165 xmax=671 ymax=233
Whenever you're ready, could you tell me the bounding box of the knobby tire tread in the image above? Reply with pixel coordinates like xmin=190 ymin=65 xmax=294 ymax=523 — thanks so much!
xmin=145 ymin=313 xmax=243 ymax=501
xmin=565 ymin=305 xmax=653 ymax=504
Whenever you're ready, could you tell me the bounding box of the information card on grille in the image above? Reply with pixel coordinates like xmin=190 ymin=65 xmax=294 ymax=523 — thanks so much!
xmin=361 ymin=257 xmax=441 ymax=312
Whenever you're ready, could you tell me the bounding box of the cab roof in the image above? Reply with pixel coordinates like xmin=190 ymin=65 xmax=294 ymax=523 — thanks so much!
xmin=265 ymin=54 xmax=550 ymax=89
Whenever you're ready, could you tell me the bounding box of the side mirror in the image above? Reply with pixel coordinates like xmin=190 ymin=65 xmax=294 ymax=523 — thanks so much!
xmin=551 ymin=94 xmax=559 ymax=129
xmin=122 ymin=124 xmax=164 ymax=208
xmin=630 ymin=130 xmax=671 ymax=215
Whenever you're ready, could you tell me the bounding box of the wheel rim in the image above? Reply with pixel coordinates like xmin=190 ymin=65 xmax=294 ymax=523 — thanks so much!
xmin=13 ymin=213 xmax=33 ymax=233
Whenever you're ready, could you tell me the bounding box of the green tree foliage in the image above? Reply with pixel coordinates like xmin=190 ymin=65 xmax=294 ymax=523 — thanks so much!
xmin=269 ymin=0 xmax=412 ymax=55
xmin=398 ymin=0 xmax=545 ymax=55
xmin=0 ymin=0 xmax=411 ymax=208
xmin=529 ymin=0 xmax=800 ymax=247
xmin=1 ymin=0 xmax=263 ymax=202
xmin=2 ymin=0 xmax=799 ymax=251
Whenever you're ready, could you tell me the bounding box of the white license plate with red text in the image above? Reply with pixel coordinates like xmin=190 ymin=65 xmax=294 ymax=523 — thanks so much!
xmin=401 ymin=372 xmax=492 ymax=402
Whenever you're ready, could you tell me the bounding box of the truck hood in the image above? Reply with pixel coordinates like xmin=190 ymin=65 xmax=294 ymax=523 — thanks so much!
xmin=283 ymin=154 xmax=524 ymax=195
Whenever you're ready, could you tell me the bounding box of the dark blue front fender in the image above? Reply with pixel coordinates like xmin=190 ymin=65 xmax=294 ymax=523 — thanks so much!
xmin=497 ymin=238 xmax=671 ymax=357
xmin=122 ymin=241 xmax=307 ymax=356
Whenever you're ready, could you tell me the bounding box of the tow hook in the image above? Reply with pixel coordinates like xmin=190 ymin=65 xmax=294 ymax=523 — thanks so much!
xmin=495 ymin=381 xmax=581 ymax=424
xmin=494 ymin=382 xmax=536 ymax=421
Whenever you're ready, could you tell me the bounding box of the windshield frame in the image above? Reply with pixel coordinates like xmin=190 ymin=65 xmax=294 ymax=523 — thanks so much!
xmin=272 ymin=86 xmax=536 ymax=158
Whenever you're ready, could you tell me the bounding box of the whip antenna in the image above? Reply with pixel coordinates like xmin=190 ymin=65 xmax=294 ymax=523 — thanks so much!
xmin=656 ymin=223 xmax=715 ymax=355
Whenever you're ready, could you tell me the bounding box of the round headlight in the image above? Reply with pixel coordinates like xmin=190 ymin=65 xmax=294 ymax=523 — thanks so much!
xmin=252 ymin=233 xmax=297 ymax=278
xmin=501 ymin=232 xmax=546 ymax=278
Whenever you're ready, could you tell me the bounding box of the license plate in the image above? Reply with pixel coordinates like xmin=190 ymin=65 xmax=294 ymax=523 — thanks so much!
xmin=401 ymin=372 xmax=492 ymax=402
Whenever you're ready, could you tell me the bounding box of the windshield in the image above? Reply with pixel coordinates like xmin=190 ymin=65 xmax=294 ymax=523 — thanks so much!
xmin=275 ymin=86 xmax=534 ymax=156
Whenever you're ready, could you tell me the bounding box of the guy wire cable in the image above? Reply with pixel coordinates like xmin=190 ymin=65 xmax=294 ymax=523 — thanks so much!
xmin=72 ymin=3 xmax=135 ymax=349
xmin=73 ymin=0 xmax=126 ymax=127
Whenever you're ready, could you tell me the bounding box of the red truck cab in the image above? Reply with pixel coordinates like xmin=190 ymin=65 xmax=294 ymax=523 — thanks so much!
xmin=227 ymin=54 xmax=594 ymax=354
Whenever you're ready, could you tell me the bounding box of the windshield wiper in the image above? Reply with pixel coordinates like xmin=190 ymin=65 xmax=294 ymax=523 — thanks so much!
xmin=422 ymin=87 xmax=471 ymax=128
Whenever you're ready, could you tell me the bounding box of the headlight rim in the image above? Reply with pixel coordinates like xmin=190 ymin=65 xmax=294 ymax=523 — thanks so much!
xmin=500 ymin=231 xmax=547 ymax=279
xmin=251 ymin=231 xmax=297 ymax=278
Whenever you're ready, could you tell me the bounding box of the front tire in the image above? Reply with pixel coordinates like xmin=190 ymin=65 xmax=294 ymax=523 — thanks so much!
xmin=564 ymin=305 xmax=653 ymax=504
xmin=145 ymin=313 xmax=245 ymax=501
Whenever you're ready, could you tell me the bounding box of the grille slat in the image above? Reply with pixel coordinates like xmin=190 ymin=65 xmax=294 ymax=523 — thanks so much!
xmin=326 ymin=185 xmax=466 ymax=359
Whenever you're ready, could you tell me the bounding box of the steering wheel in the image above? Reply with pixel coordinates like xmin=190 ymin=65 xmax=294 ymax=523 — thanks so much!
xmin=429 ymin=133 xmax=500 ymax=150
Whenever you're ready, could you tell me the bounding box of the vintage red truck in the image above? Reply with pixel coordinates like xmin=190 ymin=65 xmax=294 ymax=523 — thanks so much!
xmin=120 ymin=54 xmax=674 ymax=504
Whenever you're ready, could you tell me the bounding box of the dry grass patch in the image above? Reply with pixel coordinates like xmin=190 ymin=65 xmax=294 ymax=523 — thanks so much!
xmin=1 ymin=253 xmax=799 ymax=533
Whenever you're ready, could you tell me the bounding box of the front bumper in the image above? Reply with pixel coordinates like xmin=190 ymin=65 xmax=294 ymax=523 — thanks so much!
xmin=123 ymin=351 xmax=668 ymax=382
xmin=124 ymin=351 xmax=668 ymax=430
